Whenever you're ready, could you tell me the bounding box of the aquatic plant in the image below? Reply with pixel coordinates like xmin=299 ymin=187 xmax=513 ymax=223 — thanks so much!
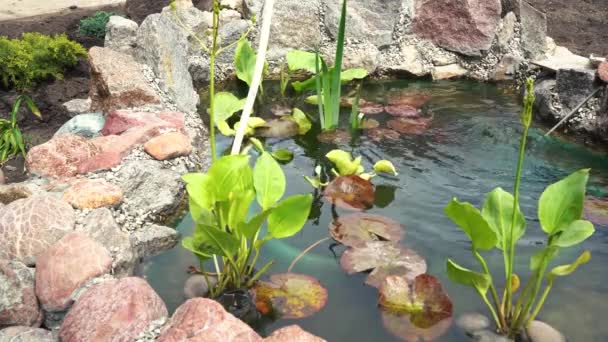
xmin=0 ymin=95 xmax=41 ymax=164
xmin=182 ymin=153 xmax=313 ymax=297
xmin=444 ymin=79 xmax=595 ymax=337
xmin=0 ymin=33 xmax=86 ymax=91
xmin=79 ymin=11 xmax=120 ymax=39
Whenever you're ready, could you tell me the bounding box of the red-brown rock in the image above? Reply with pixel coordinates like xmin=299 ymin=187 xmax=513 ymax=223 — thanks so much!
xmin=59 ymin=277 xmax=167 ymax=342
xmin=0 ymin=260 xmax=43 ymax=328
xmin=63 ymin=179 xmax=123 ymax=209
xmin=158 ymin=298 xmax=261 ymax=342
xmin=144 ymin=132 xmax=193 ymax=160
xmin=25 ymin=134 xmax=100 ymax=178
xmin=413 ymin=0 xmax=501 ymax=56
xmin=264 ymin=326 xmax=326 ymax=342
xmin=599 ymin=61 xmax=608 ymax=83
xmin=101 ymin=110 xmax=185 ymax=136
xmin=35 ymin=233 xmax=113 ymax=312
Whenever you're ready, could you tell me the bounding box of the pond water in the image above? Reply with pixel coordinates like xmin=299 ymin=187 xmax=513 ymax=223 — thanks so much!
xmin=143 ymin=80 xmax=608 ymax=341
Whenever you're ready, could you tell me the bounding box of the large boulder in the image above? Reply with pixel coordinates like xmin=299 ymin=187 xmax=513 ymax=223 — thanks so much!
xmin=104 ymin=16 xmax=139 ymax=56
xmin=130 ymin=224 xmax=180 ymax=260
xmin=126 ymin=0 xmax=212 ymax=24
xmin=89 ymin=47 xmax=161 ymax=112
xmin=62 ymin=179 xmax=123 ymax=209
xmin=0 ymin=260 xmax=42 ymax=328
xmin=59 ymin=277 xmax=167 ymax=342
xmin=26 ymin=134 xmax=100 ymax=179
xmin=157 ymin=298 xmax=261 ymax=342
xmin=35 ymin=233 xmax=113 ymax=312
xmin=0 ymin=326 xmax=54 ymax=341
xmin=0 ymin=196 xmax=75 ymax=266
xmin=519 ymin=1 xmax=547 ymax=59
xmin=413 ymin=0 xmax=502 ymax=56
xmin=556 ymin=68 xmax=597 ymax=111
xmin=264 ymin=326 xmax=326 ymax=342
xmin=533 ymin=78 xmax=560 ymax=122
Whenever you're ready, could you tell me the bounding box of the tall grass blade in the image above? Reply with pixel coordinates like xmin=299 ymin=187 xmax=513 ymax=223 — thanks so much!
xmin=330 ymin=0 xmax=347 ymax=128
xmin=315 ymin=52 xmax=325 ymax=129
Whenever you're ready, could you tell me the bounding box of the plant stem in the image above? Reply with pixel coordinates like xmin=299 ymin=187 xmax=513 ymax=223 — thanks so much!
xmin=477 ymin=287 xmax=502 ymax=329
xmin=512 ymin=262 xmax=547 ymax=336
xmin=474 ymin=250 xmax=506 ymax=329
xmin=208 ymin=0 xmax=220 ymax=162
xmin=527 ymin=280 xmax=553 ymax=325
xmin=288 ymin=237 xmax=329 ymax=272
xmin=513 ymin=274 xmax=536 ymax=321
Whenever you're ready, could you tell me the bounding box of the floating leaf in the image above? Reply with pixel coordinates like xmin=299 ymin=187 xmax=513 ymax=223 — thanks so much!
xmin=361 ymin=119 xmax=380 ymax=129
xmin=340 ymin=241 xmax=427 ymax=287
xmin=387 ymin=117 xmax=432 ymax=135
xmin=252 ymin=273 xmax=328 ymax=319
xmin=387 ymin=91 xmax=431 ymax=108
xmin=374 ymin=160 xmax=398 ymax=176
xmin=271 ymin=149 xmax=294 ymax=163
xmin=584 ymin=196 xmax=608 ymax=225
xmin=283 ymin=108 xmax=312 ymax=135
xmin=324 ymin=175 xmax=375 ymax=211
xmin=255 ymin=119 xmax=299 ymax=138
xmin=329 ymin=213 xmax=404 ymax=248
xmin=379 ymin=274 xmax=452 ymax=342
xmin=366 ymin=128 xmax=400 ymax=142
xmin=359 ymin=102 xmax=385 ymax=115
xmin=385 ymin=104 xmax=421 ymax=118
xmin=317 ymin=129 xmax=352 ymax=144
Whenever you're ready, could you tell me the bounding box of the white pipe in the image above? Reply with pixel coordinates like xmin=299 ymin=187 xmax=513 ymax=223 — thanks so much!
xmin=230 ymin=0 xmax=275 ymax=155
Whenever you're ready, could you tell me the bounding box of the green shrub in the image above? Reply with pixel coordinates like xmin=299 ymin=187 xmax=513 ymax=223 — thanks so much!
xmin=79 ymin=11 xmax=117 ymax=39
xmin=0 ymin=33 xmax=87 ymax=91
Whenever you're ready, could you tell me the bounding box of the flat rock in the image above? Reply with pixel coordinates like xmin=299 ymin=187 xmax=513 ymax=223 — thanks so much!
xmin=144 ymin=132 xmax=192 ymax=160
xmin=130 ymin=224 xmax=180 ymax=260
xmin=101 ymin=110 xmax=185 ymax=136
xmin=533 ymin=46 xmax=592 ymax=71
xmin=59 ymin=277 xmax=167 ymax=342
xmin=0 ymin=260 xmax=42 ymax=328
xmin=62 ymin=98 xmax=91 ymax=116
xmin=157 ymin=298 xmax=261 ymax=342
xmin=385 ymin=44 xmax=428 ymax=77
xmin=432 ymin=64 xmax=469 ymax=80
xmin=54 ymin=113 xmax=105 ymax=138
xmin=413 ymin=0 xmax=501 ymax=56
xmin=0 ymin=326 xmax=54 ymax=341
xmin=35 ymin=232 xmax=113 ymax=312
xmin=26 ymin=134 xmax=100 ymax=179
xmin=264 ymin=325 xmax=326 ymax=342
xmin=0 ymin=196 xmax=75 ymax=265
xmin=62 ymin=179 xmax=123 ymax=209
xmin=527 ymin=321 xmax=566 ymax=342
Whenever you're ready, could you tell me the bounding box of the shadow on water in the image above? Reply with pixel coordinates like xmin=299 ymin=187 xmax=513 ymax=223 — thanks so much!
xmin=143 ymin=79 xmax=608 ymax=341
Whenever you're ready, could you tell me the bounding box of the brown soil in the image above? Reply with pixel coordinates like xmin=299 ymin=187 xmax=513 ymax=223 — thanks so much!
xmin=528 ymin=0 xmax=608 ymax=56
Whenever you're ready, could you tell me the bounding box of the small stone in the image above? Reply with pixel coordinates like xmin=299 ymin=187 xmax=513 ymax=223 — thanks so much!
xmin=0 ymin=260 xmax=43 ymax=328
xmin=264 ymin=325 xmax=326 ymax=342
xmin=526 ymin=320 xmax=566 ymax=342
xmin=62 ymin=98 xmax=92 ymax=116
xmin=456 ymin=312 xmax=490 ymax=334
xmin=63 ymin=178 xmax=123 ymax=209
xmin=144 ymin=132 xmax=192 ymax=161
xmin=184 ymin=274 xmax=217 ymax=299
xmin=130 ymin=225 xmax=180 ymax=260
xmin=471 ymin=330 xmax=513 ymax=342
xmin=432 ymin=64 xmax=469 ymax=80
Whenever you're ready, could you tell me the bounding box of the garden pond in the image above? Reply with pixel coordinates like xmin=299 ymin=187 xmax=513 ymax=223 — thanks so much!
xmin=143 ymin=79 xmax=608 ymax=341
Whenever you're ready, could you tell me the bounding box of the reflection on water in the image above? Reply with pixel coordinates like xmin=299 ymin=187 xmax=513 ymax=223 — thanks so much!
xmin=143 ymin=80 xmax=608 ymax=341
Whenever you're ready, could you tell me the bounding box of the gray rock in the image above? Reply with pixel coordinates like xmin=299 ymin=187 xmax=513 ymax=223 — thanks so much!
xmin=385 ymin=44 xmax=428 ymax=77
xmin=492 ymin=54 xmax=523 ymax=81
xmin=54 ymin=113 xmax=105 ymax=138
xmin=0 ymin=260 xmax=42 ymax=328
xmin=0 ymin=326 xmax=55 ymax=341
xmin=130 ymin=225 xmax=180 ymax=260
xmin=519 ymin=1 xmax=547 ymax=59
xmin=342 ymin=43 xmax=380 ymax=73
xmin=136 ymin=9 xmax=200 ymax=113
xmin=221 ymin=0 xmax=243 ymax=12
xmin=78 ymin=208 xmax=135 ymax=276
xmin=534 ymin=78 xmax=561 ymax=122
xmin=114 ymin=160 xmax=185 ymax=215
xmin=0 ymin=169 xmax=4 ymax=185
xmin=496 ymin=12 xmax=517 ymax=53
xmin=325 ymin=0 xmax=407 ymax=48
xmin=215 ymin=19 xmax=250 ymax=65
xmin=105 ymin=16 xmax=139 ymax=56
xmin=62 ymin=98 xmax=91 ymax=116
xmin=432 ymin=64 xmax=468 ymax=80
xmin=184 ymin=274 xmax=217 ymax=299
xmin=188 ymin=56 xmax=211 ymax=88
xmin=556 ymin=68 xmax=597 ymax=111
xmin=527 ymin=320 xmax=566 ymax=342
xmin=471 ymin=330 xmax=513 ymax=342
xmin=0 ymin=182 xmax=44 ymax=205
xmin=456 ymin=312 xmax=490 ymax=334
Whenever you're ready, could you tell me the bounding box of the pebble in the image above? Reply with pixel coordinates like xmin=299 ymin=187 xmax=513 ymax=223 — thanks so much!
xmin=457 ymin=312 xmax=491 ymax=334
xmin=471 ymin=330 xmax=513 ymax=342
xmin=526 ymin=320 xmax=566 ymax=342
xmin=184 ymin=274 xmax=217 ymax=299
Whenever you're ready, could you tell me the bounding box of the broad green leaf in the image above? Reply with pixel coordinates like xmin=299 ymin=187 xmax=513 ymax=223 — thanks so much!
xmin=182 ymin=237 xmax=212 ymax=260
xmin=228 ymin=190 xmax=255 ymax=231
xmin=482 ymin=187 xmax=526 ymax=251
xmin=551 ymin=220 xmax=595 ymax=248
xmin=197 ymin=224 xmax=241 ymax=258
xmin=539 ymin=169 xmax=590 ymax=234
xmin=373 ymin=160 xmax=398 ymax=176
xmin=254 ymin=152 xmax=286 ymax=210
xmin=238 ymin=209 xmax=273 ymax=239
xmin=305 ymin=95 xmax=319 ymax=105
xmin=217 ymin=120 xmax=236 ymax=136
xmin=234 ymin=39 xmax=256 ymax=87
xmin=185 ymin=175 xmax=215 ymax=211
xmin=268 ymin=194 xmax=313 ymax=239
xmin=285 ymin=108 xmax=312 ymax=135
xmin=286 ymin=50 xmax=318 ymax=73
xmin=208 ymin=155 xmax=253 ymax=201
xmin=548 ymin=250 xmax=591 ymax=280
xmin=188 ymin=199 xmax=215 ymax=226
xmin=271 ymin=149 xmax=294 ymax=163
xmin=530 ymin=246 xmax=558 ymax=271
xmin=292 ymin=76 xmax=318 ymax=93
xmin=446 ymin=259 xmax=491 ymax=293
xmin=444 ymin=198 xmax=497 ymax=250
xmin=249 ymin=137 xmax=265 ymax=152
xmin=340 ymin=68 xmax=368 ymax=82
xmin=211 ymin=92 xmax=246 ymax=123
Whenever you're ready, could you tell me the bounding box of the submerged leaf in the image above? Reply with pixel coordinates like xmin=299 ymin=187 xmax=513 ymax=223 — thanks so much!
xmin=387 ymin=117 xmax=432 ymax=135
xmin=366 ymin=128 xmax=400 ymax=142
xmin=271 ymin=149 xmax=294 ymax=163
xmin=359 ymin=102 xmax=385 ymax=115
xmin=385 ymin=104 xmax=421 ymax=118
xmin=324 ymin=175 xmax=375 ymax=211
xmin=252 ymin=273 xmax=328 ymax=319
xmin=387 ymin=91 xmax=431 ymax=108
xmin=361 ymin=119 xmax=380 ymax=130
xmin=317 ymin=129 xmax=352 ymax=144
xmin=329 ymin=213 xmax=404 ymax=247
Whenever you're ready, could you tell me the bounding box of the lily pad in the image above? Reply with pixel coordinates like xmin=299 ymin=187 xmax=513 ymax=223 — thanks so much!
xmin=385 ymin=104 xmax=421 ymax=118
xmin=361 ymin=119 xmax=380 ymax=129
xmin=340 ymin=241 xmax=427 ymax=287
xmin=324 ymin=175 xmax=375 ymax=211
xmin=379 ymin=274 xmax=453 ymax=341
xmin=366 ymin=128 xmax=400 ymax=142
xmin=584 ymin=196 xmax=608 ymax=225
xmin=329 ymin=213 xmax=404 ymax=248
xmin=317 ymin=129 xmax=352 ymax=144
xmin=255 ymin=119 xmax=299 ymax=138
xmin=252 ymin=273 xmax=328 ymax=319
xmin=387 ymin=117 xmax=432 ymax=135
xmin=387 ymin=91 xmax=431 ymax=109
xmin=359 ymin=102 xmax=385 ymax=115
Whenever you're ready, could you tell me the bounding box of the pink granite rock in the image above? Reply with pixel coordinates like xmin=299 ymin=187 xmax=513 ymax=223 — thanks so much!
xmin=101 ymin=110 xmax=185 ymax=136
xmin=63 ymin=179 xmax=123 ymax=209
xmin=599 ymin=61 xmax=608 ymax=83
xmin=0 ymin=195 xmax=75 ymax=265
xmin=0 ymin=326 xmax=54 ymax=341
xmin=413 ymin=0 xmax=501 ymax=56
xmin=0 ymin=260 xmax=43 ymax=328
xmin=144 ymin=132 xmax=192 ymax=160
xmin=59 ymin=277 xmax=167 ymax=342
xmin=158 ymin=298 xmax=261 ymax=342
xmin=25 ymin=134 xmax=100 ymax=178
xmin=264 ymin=326 xmax=326 ymax=342
xmin=35 ymin=232 xmax=113 ymax=311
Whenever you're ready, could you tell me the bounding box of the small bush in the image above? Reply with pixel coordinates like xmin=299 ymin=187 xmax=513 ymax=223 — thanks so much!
xmin=0 ymin=33 xmax=87 ymax=91
xmin=79 ymin=11 xmax=117 ymax=39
